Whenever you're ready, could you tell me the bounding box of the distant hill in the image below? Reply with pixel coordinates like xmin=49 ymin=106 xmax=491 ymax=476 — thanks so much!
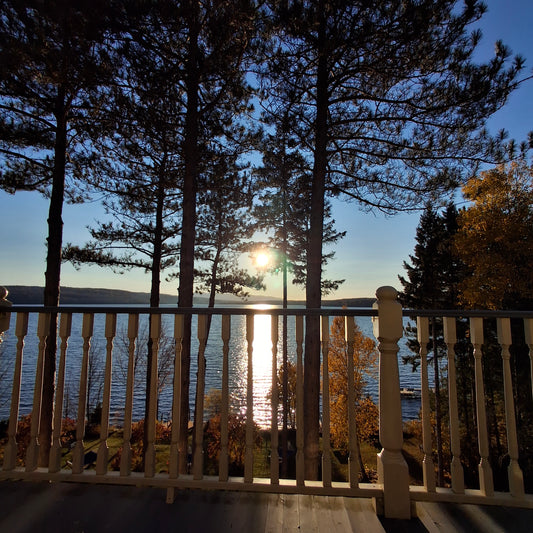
xmin=3 ymin=285 xmax=374 ymax=307
xmin=3 ymin=286 xmax=178 ymax=305
xmin=323 ymin=297 xmax=375 ymax=308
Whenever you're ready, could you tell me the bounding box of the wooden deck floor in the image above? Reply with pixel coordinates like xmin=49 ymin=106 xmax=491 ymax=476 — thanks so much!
xmin=1 ymin=480 xmax=532 ymax=532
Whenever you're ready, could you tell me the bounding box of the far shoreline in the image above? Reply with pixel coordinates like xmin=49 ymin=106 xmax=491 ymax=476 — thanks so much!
xmin=3 ymin=285 xmax=375 ymax=308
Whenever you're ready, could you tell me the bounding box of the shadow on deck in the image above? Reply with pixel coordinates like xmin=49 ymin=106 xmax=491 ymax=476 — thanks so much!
xmin=1 ymin=480 xmax=533 ymax=532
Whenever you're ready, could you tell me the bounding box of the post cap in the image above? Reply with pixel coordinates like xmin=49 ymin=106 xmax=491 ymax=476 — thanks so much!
xmin=375 ymin=286 xmax=399 ymax=301
xmin=373 ymin=286 xmax=402 ymax=340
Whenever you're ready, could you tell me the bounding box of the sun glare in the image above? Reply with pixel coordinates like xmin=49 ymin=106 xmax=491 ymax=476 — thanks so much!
xmin=255 ymin=252 xmax=269 ymax=268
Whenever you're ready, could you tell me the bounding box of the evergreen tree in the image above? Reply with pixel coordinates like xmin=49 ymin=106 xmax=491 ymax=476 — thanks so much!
xmin=144 ymin=0 xmax=258 ymax=474
xmin=0 ymin=0 xmax=121 ymax=464
xmin=195 ymin=165 xmax=265 ymax=308
xmin=62 ymin=51 xmax=184 ymax=307
xmin=260 ymin=0 xmax=526 ymax=477
xmin=255 ymin=117 xmax=345 ymax=297
xmin=254 ymin=106 xmax=345 ymax=475
xmin=61 ymin=5 xmax=186 ymax=440
xmin=399 ymin=203 xmax=465 ymax=486
xmin=399 ymin=203 xmax=466 ymax=309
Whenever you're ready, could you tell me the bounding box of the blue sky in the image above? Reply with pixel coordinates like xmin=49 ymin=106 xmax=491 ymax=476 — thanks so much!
xmin=1 ymin=1 xmax=532 ymax=301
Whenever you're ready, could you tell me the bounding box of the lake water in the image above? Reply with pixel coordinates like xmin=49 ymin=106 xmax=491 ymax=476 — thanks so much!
xmin=0 ymin=308 xmax=426 ymax=426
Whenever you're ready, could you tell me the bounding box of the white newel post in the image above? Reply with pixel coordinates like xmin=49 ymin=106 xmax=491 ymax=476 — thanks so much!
xmin=373 ymin=286 xmax=410 ymax=519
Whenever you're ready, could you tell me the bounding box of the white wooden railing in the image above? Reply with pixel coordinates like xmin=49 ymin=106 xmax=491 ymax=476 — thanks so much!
xmin=0 ymin=286 xmax=532 ymax=519
xmin=409 ymin=309 xmax=533 ymax=509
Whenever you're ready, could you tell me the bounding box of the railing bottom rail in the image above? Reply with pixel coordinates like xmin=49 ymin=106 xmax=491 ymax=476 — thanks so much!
xmin=409 ymin=486 xmax=533 ymax=509
xmin=0 ymin=468 xmax=383 ymax=500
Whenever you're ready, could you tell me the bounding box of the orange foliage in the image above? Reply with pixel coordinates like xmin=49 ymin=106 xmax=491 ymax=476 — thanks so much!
xmin=327 ymin=316 xmax=379 ymax=452
xmin=0 ymin=415 xmax=77 ymax=465
xmin=455 ymin=161 xmax=533 ymax=309
xmin=205 ymin=413 xmax=262 ymax=470
xmin=110 ymin=419 xmax=172 ymax=472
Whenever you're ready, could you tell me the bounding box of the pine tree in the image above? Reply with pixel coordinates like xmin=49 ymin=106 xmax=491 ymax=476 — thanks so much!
xmin=61 ymin=6 xmax=187 ymax=440
xmin=158 ymin=0 xmax=258 ymax=474
xmin=254 ymin=115 xmax=345 ymax=296
xmin=195 ymin=167 xmax=265 ymax=308
xmin=260 ymin=0 xmax=526 ymax=477
xmin=255 ymin=105 xmax=345 ymax=475
xmin=399 ymin=203 xmax=467 ymax=486
xmin=0 ymin=0 xmax=121 ymax=464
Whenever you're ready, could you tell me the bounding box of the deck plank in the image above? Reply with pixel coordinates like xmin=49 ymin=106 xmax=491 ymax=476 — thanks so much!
xmin=343 ymin=496 xmax=387 ymax=533
xmin=2 ymin=481 xmax=533 ymax=532
xmin=264 ymin=493 xmax=284 ymax=533
xmin=416 ymin=501 xmax=524 ymax=533
xmin=297 ymin=494 xmax=320 ymax=532
xmin=281 ymin=493 xmax=300 ymax=532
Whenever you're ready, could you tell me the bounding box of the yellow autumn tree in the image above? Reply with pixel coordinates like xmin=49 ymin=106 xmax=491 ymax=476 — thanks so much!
xmin=327 ymin=315 xmax=379 ymax=453
xmin=454 ymin=160 xmax=533 ymax=309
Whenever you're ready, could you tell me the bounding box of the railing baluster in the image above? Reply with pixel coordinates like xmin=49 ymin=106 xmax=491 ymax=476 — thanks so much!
xmin=345 ymin=316 xmax=360 ymax=488
xmin=443 ymin=317 xmax=464 ymax=494
xmin=120 ymin=314 xmax=138 ymax=476
xmin=72 ymin=313 xmax=94 ymax=474
xmin=470 ymin=317 xmax=494 ymax=496
xmin=244 ymin=314 xmax=254 ymax=483
xmin=417 ymin=316 xmax=435 ymax=492
xmin=497 ymin=318 xmax=525 ymax=498
xmin=145 ymin=313 xmax=161 ymax=478
xmin=26 ymin=312 xmax=50 ymax=472
xmin=270 ymin=315 xmax=279 ymax=485
xmin=219 ymin=315 xmax=231 ymax=482
xmin=3 ymin=312 xmax=29 ymax=471
xmin=49 ymin=313 xmax=72 ymax=473
xmin=96 ymin=313 xmax=116 ymax=475
xmin=169 ymin=314 xmax=184 ymax=479
xmin=525 ymin=318 xmax=533 ymax=398
xmin=321 ymin=316 xmax=332 ymax=487
xmin=295 ymin=315 xmax=304 ymax=486
xmin=193 ymin=315 xmax=207 ymax=480
xmin=166 ymin=314 xmax=184 ymax=504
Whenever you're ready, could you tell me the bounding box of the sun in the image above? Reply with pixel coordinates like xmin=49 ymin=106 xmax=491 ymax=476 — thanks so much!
xmin=255 ymin=252 xmax=270 ymax=268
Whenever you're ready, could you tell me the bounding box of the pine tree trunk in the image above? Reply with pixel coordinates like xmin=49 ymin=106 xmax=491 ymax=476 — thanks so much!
xmin=281 ymin=127 xmax=289 ymax=478
xmin=39 ymin=89 xmax=68 ymax=467
xmin=304 ymin=0 xmax=328 ymax=481
xmin=177 ymin=1 xmax=200 ymax=474
xmin=143 ymin=171 xmax=164 ymax=457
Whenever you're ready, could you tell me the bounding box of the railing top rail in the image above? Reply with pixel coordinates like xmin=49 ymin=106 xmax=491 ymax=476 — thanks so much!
xmin=8 ymin=305 xmax=533 ymax=319
xmin=8 ymin=305 xmax=379 ymax=317
xmin=403 ymin=308 xmax=533 ymax=319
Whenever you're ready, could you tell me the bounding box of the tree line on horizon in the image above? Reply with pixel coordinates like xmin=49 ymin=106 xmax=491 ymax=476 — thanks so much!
xmin=1 ymin=0 xmax=531 ymax=478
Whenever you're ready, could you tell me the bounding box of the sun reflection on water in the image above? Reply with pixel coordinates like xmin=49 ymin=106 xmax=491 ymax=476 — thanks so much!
xmin=230 ymin=306 xmax=278 ymax=427
xmin=252 ymin=312 xmax=274 ymax=421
